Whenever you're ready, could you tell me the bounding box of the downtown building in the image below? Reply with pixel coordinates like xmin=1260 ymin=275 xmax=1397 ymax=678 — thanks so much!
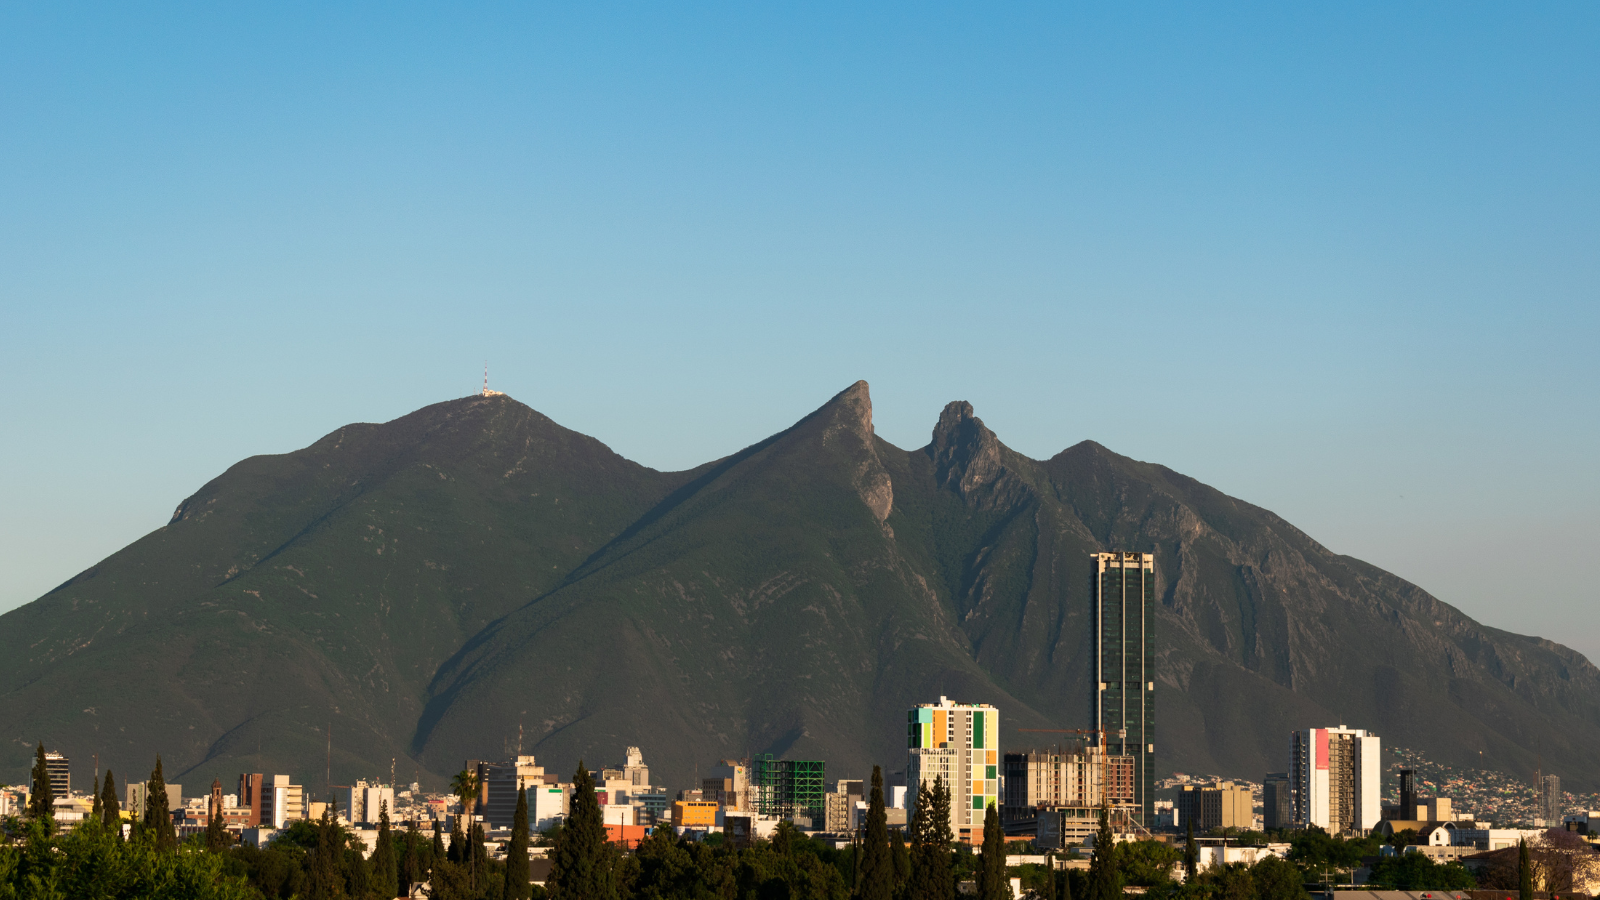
xmin=1093 ymin=551 xmax=1155 ymax=828
xmin=908 ymin=696 xmax=999 ymax=842
xmin=1290 ymin=726 xmax=1381 ymax=834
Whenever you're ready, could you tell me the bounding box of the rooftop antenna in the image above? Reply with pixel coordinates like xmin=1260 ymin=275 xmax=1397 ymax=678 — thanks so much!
xmin=483 ymin=362 xmax=488 ymax=396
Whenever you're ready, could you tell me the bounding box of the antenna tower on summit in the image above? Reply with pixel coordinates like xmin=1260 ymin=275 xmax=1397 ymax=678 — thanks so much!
xmin=481 ymin=363 xmax=504 ymax=398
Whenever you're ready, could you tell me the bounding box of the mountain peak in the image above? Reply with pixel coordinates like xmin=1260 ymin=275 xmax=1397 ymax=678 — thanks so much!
xmin=823 ymin=379 xmax=874 ymax=438
xmin=927 ymin=400 xmax=1006 ymax=501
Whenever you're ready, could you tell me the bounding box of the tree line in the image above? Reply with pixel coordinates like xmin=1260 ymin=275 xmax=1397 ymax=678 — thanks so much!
xmin=5 ymin=743 xmax=1580 ymax=900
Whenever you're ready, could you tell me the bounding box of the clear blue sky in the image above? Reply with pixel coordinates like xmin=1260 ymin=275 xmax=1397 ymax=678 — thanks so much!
xmin=2 ymin=4 xmax=1597 ymax=661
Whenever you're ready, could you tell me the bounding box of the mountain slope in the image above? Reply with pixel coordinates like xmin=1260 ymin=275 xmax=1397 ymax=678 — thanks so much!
xmin=2 ymin=383 xmax=1596 ymax=794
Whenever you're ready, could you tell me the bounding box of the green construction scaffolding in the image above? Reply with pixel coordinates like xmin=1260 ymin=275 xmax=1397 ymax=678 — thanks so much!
xmin=751 ymin=755 xmax=826 ymax=824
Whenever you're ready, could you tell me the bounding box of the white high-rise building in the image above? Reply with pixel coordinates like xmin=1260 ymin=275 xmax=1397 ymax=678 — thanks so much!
xmin=908 ymin=696 xmax=999 ymax=842
xmin=1290 ymin=726 xmax=1381 ymax=834
xmin=259 ymin=775 xmax=303 ymax=829
xmin=334 ymin=780 xmax=395 ymax=825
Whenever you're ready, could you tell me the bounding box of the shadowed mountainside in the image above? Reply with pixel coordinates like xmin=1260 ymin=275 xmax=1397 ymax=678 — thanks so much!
xmin=3 ymin=382 xmax=1596 ymax=794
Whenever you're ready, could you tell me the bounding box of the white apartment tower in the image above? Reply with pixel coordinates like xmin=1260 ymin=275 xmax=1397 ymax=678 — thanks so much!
xmin=1290 ymin=726 xmax=1381 ymax=834
xmin=908 ymin=696 xmax=999 ymax=842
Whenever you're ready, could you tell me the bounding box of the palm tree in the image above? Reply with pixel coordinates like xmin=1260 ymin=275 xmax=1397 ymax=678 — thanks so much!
xmin=451 ymin=768 xmax=481 ymax=832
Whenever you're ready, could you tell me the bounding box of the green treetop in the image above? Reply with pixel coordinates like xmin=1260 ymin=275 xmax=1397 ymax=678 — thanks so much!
xmin=503 ymin=785 xmax=532 ymax=900
xmin=549 ymin=761 xmax=617 ymax=900
xmin=144 ymin=755 xmax=177 ymax=851
xmin=857 ymin=765 xmax=894 ymax=900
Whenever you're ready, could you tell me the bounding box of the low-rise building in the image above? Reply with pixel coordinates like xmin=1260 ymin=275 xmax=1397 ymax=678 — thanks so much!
xmin=1193 ymin=844 xmax=1288 ymax=874
xmin=1176 ymin=781 xmax=1252 ymax=833
xmin=824 ymin=780 xmax=863 ymax=833
xmin=704 ymin=760 xmax=750 ymax=811
xmin=126 ymin=781 xmax=183 ymax=818
xmin=673 ymin=800 xmax=719 ymax=828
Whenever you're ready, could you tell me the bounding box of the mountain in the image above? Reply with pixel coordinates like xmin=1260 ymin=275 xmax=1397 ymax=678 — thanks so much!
xmin=3 ymin=382 xmax=1597 ymax=796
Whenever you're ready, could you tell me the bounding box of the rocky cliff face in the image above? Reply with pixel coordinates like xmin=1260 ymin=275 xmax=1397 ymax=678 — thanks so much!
xmin=1 ymin=382 xmax=1595 ymax=792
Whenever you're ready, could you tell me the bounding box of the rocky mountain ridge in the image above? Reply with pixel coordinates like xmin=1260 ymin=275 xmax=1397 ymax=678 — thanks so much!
xmin=2 ymin=381 xmax=1595 ymax=793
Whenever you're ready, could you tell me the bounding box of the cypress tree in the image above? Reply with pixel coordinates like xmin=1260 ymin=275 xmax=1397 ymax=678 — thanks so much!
xmin=503 ymin=785 xmax=531 ymax=900
xmin=932 ymin=777 xmax=955 ymax=900
xmin=432 ymin=819 xmax=446 ymax=868
xmin=90 ymin=773 xmax=103 ymax=822
xmin=399 ymin=819 xmax=420 ymax=897
xmin=206 ymin=798 xmax=229 ymax=851
xmin=470 ymin=821 xmax=490 ymax=891
xmin=978 ymin=802 xmax=1006 ymax=900
xmin=907 ymin=776 xmax=954 ymax=900
xmin=27 ymin=742 xmax=53 ymax=823
xmin=858 ymin=765 xmax=894 ymax=900
xmin=344 ymin=842 xmax=371 ymax=900
xmin=101 ymin=769 xmax=121 ymax=830
xmin=371 ymin=801 xmax=399 ymax=900
xmin=892 ymin=828 xmax=911 ymax=896
xmin=548 ymin=760 xmax=617 ymax=900
xmin=449 ymin=817 xmax=464 ymax=864
xmin=306 ymin=803 xmax=345 ymax=900
xmin=1086 ymin=806 xmax=1120 ymax=900
xmin=1184 ymin=819 xmax=1197 ymax=883
xmin=145 ymin=755 xmax=177 ymax=851
xmin=1518 ymin=838 xmax=1533 ymax=900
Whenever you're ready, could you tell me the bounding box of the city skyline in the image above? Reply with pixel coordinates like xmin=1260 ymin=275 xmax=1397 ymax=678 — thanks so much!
xmin=2 ymin=4 xmax=1598 ymax=665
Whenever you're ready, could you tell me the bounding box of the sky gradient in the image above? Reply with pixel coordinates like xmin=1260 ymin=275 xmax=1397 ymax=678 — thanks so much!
xmin=2 ymin=4 xmax=1597 ymax=662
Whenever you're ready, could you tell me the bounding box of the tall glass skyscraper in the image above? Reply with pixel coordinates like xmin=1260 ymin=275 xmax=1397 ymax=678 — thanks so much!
xmin=1092 ymin=551 xmax=1154 ymax=827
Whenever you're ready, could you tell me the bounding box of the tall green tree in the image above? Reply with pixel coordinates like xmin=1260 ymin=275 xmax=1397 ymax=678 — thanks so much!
xmin=1518 ymin=838 xmax=1533 ymax=900
xmin=371 ymin=801 xmax=399 ymax=900
xmin=91 ymin=772 xmax=103 ymax=822
xmin=906 ymin=776 xmax=954 ymax=900
xmin=504 ymin=785 xmax=531 ymax=900
xmin=1184 ymin=819 xmax=1198 ymax=882
xmin=145 ymin=755 xmax=177 ymax=851
xmin=449 ymin=817 xmax=465 ymax=864
xmin=27 ymin=742 xmax=53 ymax=823
xmin=305 ymin=802 xmax=346 ymax=900
xmin=977 ymin=802 xmax=1007 ymax=900
xmin=400 ymin=818 xmax=422 ymax=897
xmin=101 ymin=769 xmax=121 ymax=830
xmin=206 ymin=798 xmax=229 ymax=852
xmin=548 ymin=761 xmax=617 ymax=900
xmin=432 ymin=820 xmax=446 ymax=868
xmin=892 ymin=827 xmax=911 ymax=897
xmin=858 ymin=765 xmax=894 ymax=900
xmin=1086 ymin=806 xmax=1121 ymax=900
xmin=469 ymin=821 xmax=490 ymax=892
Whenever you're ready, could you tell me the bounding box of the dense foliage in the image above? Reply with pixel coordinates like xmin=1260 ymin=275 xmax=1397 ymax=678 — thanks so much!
xmin=0 ymin=753 xmax=1538 ymax=900
xmin=0 ymin=816 xmax=253 ymax=899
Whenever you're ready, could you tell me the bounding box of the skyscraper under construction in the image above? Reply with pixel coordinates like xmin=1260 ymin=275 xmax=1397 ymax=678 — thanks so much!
xmin=1092 ymin=551 xmax=1155 ymax=828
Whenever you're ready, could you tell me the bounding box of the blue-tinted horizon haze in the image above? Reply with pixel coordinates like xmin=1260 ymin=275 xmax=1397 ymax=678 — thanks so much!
xmin=2 ymin=4 xmax=1597 ymax=662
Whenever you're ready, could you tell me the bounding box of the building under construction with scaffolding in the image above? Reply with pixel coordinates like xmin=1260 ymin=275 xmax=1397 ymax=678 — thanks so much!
xmin=750 ymin=755 xmax=826 ymax=827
